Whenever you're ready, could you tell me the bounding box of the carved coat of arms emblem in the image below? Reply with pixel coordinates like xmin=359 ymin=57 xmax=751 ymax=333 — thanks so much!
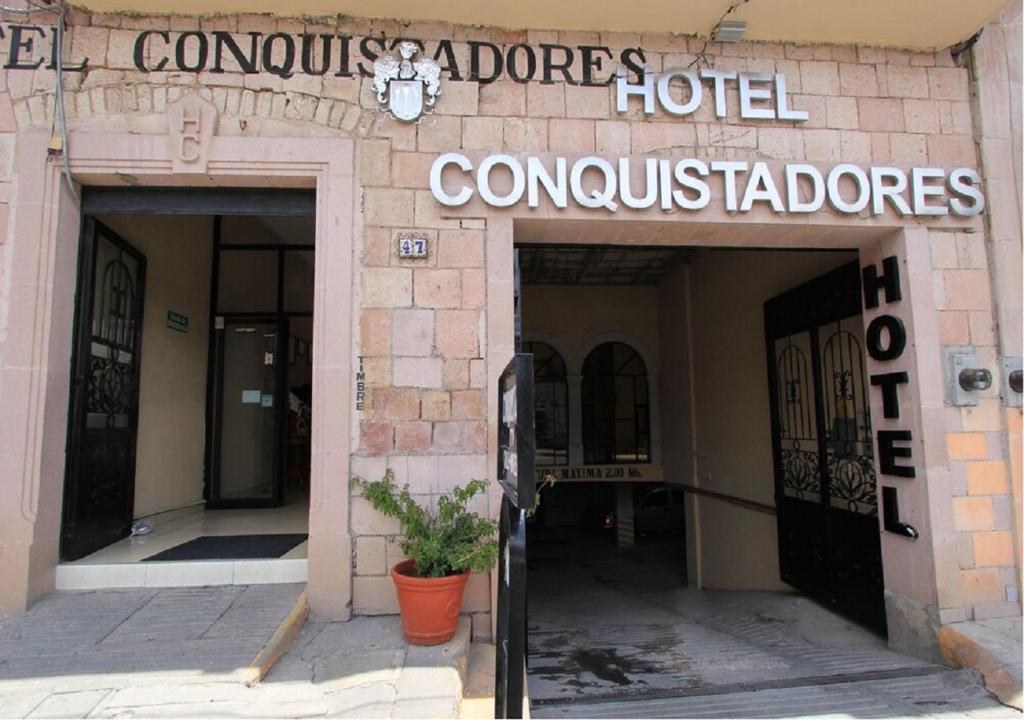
xmin=373 ymin=41 xmax=442 ymax=122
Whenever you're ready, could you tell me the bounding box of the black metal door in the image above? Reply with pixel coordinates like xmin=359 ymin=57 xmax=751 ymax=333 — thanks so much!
xmin=765 ymin=260 xmax=885 ymax=633
xmin=62 ymin=219 xmax=147 ymax=561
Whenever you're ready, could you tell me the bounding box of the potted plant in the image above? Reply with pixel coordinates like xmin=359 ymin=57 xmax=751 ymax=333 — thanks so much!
xmin=353 ymin=470 xmax=498 ymax=645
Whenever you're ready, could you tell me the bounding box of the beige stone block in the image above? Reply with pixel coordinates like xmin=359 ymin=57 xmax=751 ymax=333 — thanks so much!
xmin=433 ymin=421 xmax=465 ymax=451
xmin=71 ymin=26 xmax=109 ymax=67
xmin=550 ymin=118 xmax=596 ymax=154
xmin=803 ymin=129 xmax=841 ymax=161
xmin=463 ymin=116 xmax=504 ymax=150
xmin=364 ymin=357 xmax=392 ymax=388
xmin=967 ymin=460 xmax=1009 ymax=494
xmin=392 ymin=308 xmax=434 ymax=357
xmin=799 ymin=60 xmax=839 ymax=95
xmin=360 ymin=138 xmax=391 ymax=188
xmin=359 ymin=422 xmax=394 ymax=455
xmin=565 ymin=83 xmax=611 ymax=118
xmin=364 ymin=188 xmax=415 ymax=227
xmin=322 ymin=75 xmax=361 ymax=103
xmin=363 ymin=267 xmax=412 ymax=307
xmin=362 ymin=226 xmax=392 ymax=267
xmin=858 ymin=98 xmax=904 ymax=132
xmin=444 ymin=360 xmax=471 ymax=390
xmin=596 ymin=120 xmax=631 ymax=154
xmin=503 ymin=117 xmax=549 ymax=152
xmin=370 ymin=115 xmax=417 ymax=151
xmin=407 ymin=455 xmax=439 ymax=493
xmin=706 ymin=124 xmax=756 ymax=148
xmin=790 ymin=94 xmax=826 ymax=127
xmin=421 ymin=391 xmax=452 ymax=422
xmin=959 ymin=568 xmax=1003 ymax=605
xmin=395 ymin=421 xmax=432 ymax=454
xmin=973 ymin=532 xmax=1015 ymax=567
xmin=414 ymin=268 xmax=462 ymax=309
xmin=943 ymin=270 xmax=992 ymax=311
xmin=927 ymin=66 xmax=969 ymax=101
xmin=353 ymin=575 xmax=399 ymax=614
xmin=417 ymin=115 xmax=462 ymax=153
xmin=393 ymin=357 xmax=443 ymax=389
xmin=757 ymin=127 xmax=804 ymax=160
xmin=463 ymin=573 xmax=490 ymax=613
xmin=437 ymin=310 xmax=480 ymax=359
xmin=355 ymin=536 xmax=387 ymax=576
xmin=632 ymin=122 xmax=697 ymax=153
xmin=903 ymin=99 xmax=941 ymax=134
xmin=888 ymin=133 xmax=927 ymax=164
xmin=527 ymin=82 xmax=566 ymax=117
xmin=451 ymin=389 xmax=486 ymax=421
xmin=938 ymin=311 xmax=971 ymax=345
xmin=927 ymin=135 xmax=976 ymax=166
xmin=469 ymin=359 xmax=487 ymax=389
xmin=839 ymin=131 xmax=872 ymax=162
xmin=968 ymin=311 xmax=996 ymax=347
xmin=414 ymin=189 xmax=461 ymax=230
xmin=825 ymin=96 xmax=859 ymax=129
xmin=461 ymin=269 xmax=486 ymax=309
xmin=949 ymin=432 xmax=988 ymax=460
xmin=371 ymin=388 xmax=421 ymax=422
xmin=884 ymin=65 xmax=929 ymax=99
xmin=437 ymin=229 xmax=484 ymax=269
xmin=479 ymin=80 xmax=526 ymax=116
xmin=838 ymin=63 xmax=877 ymax=96
xmin=361 ymin=308 xmax=391 ymax=355
xmin=391 ymin=152 xmax=436 ymax=191
xmin=105 ymin=29 xmax=141 ymax=70
xmin=435 ymin=79 xmax=478 ymax=116
xmin=953 ymin=496 xmax=995 ymax=532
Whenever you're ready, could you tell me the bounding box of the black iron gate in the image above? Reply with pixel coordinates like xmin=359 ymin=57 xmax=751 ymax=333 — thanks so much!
xmin=62 ymin=219 xmax=147 ymax=561
xmin=764 ymin=260 xmax=886 ymax=633
xmin=495 ymin=353 xmax=536 ymax=719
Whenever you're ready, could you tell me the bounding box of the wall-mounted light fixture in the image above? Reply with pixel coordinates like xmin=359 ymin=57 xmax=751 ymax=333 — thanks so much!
xmin=959 ymin=367 xmax=993 ymax=392
xmin=1002 ymin=357 xmax=1023 ymax=407
xmin=713 ymin=20 xmax=747 ymax=43
xmin=946 ymin=349 xmax=991 ymax=407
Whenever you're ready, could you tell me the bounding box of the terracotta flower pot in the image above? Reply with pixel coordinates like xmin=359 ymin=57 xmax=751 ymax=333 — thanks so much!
xmin=391 ymin=560 xmax=469 ymax=646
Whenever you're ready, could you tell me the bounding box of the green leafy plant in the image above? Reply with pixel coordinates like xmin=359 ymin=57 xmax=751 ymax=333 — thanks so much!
xmin=353 ymin=470 xmax=499 ymax=578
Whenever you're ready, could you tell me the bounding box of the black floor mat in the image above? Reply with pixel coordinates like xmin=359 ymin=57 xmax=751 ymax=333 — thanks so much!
xmin=142 ymin=534 xmax=308 ymax=562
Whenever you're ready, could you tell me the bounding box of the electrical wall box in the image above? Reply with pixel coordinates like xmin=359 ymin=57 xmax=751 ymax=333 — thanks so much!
xmin=1001 ymin=357 xmax=1022 ymax=407
xmin=945 ymin=348 xmax=989 ymax=407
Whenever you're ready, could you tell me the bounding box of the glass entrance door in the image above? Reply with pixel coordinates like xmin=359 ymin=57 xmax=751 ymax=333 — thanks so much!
xmin=209 ymin=317 xmax=286 ymax=507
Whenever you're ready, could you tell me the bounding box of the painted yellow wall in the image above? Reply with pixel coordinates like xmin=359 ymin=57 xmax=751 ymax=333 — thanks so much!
xmin=521 ymin=284 xmax=660 ymax=369
xmin=688 ymin=249 xmax=856 ymax=592
xmin=99 ymin=214 xmax=213 ymax=519
xmin=68 ymin=0 xmax=1005 ymax=51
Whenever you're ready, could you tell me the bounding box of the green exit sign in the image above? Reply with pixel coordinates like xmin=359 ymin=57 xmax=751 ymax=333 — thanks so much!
xmin=166 ymin=311 xmax=189 ymax=333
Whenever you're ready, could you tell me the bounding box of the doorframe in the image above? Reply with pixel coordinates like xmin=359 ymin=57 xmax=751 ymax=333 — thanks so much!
xmin=0 ymin=129 xmax=356 ymax=619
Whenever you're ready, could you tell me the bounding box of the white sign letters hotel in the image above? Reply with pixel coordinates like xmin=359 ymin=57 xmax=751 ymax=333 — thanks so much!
xmin=430 ymin=67 xmax=986 ymax=218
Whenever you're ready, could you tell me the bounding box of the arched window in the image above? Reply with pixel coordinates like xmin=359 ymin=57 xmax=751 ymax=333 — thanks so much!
xmin=523 ymin=341 xmax=569 ymax=466
xmin=582 ymin=342 xmax=650 ymax=464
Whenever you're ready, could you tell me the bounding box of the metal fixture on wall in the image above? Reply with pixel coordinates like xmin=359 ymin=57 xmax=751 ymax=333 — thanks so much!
xmin=713 ymin=19 xmax=747 ymax=42
xmin=1002 ymin=357 xmax=1023 ymax=407
xmin=946 ymin=349 xmax=991 ymax=407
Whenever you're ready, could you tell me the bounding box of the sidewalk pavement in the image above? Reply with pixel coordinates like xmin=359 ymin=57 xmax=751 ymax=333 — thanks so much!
xmin=0 ymin=585 xmax=477 ymax=718
xmin=940 ymin=616 xmax=1023 ymax=710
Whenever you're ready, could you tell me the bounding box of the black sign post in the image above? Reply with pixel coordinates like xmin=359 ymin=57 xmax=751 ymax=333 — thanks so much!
xmin=494 ymin=354 xmax=535 ymax=719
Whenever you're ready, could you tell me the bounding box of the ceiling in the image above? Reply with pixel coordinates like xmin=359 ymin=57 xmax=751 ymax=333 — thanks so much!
xmin=518 ymin=246 xmax=699 ymax=286
xmin=73 ymin=0 xmax=1010 ymax=50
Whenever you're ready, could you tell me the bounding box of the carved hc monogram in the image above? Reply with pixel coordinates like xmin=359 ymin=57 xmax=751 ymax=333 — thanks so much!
xmin=167 ymin=93 xmax=218 ymax=173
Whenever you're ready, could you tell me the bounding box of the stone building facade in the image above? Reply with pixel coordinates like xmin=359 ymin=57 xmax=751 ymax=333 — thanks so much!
xmin=0 ymin=0 xmax=1019 ymax=663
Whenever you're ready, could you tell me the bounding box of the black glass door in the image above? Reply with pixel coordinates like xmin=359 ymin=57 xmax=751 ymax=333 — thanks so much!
xmin=62 ymin=219 xmax=147 ymax=561
xmin=765 ymin=260 xmax=885 ymax=633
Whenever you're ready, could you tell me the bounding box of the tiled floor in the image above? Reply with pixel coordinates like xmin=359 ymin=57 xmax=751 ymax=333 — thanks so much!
xmin=68 ymin=496 xmax=310 ymax=565
xmin=55 ymin=497 xmax=310 ymax=589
